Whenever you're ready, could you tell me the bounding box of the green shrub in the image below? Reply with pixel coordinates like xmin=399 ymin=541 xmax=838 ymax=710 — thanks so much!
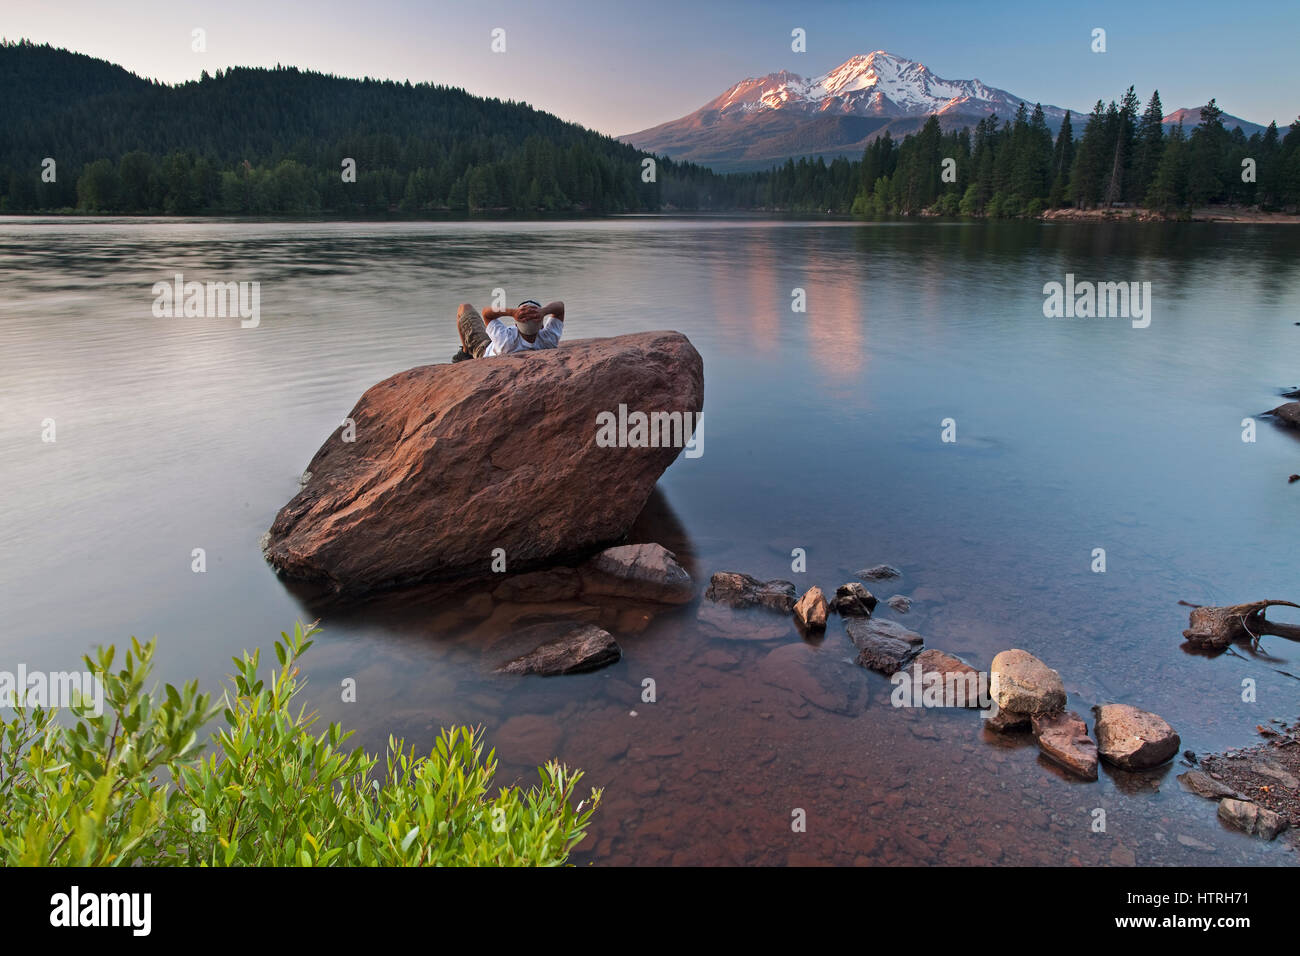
xmin=0 ymin=623 xmax=600 ymax=866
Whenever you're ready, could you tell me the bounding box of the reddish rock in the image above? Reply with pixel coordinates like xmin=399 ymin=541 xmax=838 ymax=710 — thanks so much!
xmin=580 ymin=542 xmax=694 ymax=604
xmin=1031 ymin=710 xmax=1099 ymax=780
xmin=912 ymin=648 xmax=984 ymax=708
xmin=794 ymin=586 xmax=829 ymax=629
xmin=263 ymin=331 xmax=703 ymax=594
xmin=1093 ymin=704 xmax=1180 ymax=770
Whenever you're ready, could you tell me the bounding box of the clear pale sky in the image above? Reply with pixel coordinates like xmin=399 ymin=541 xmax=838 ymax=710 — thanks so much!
xmin=5 ymin=0 xmax=1296 ymax=136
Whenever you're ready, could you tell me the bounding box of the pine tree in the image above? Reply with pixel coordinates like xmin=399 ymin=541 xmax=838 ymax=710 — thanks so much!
xmin=1048 ymin=111 xmax=1074 ymax=208
xmin=1130 ymin=90 xmax=1165 ymax=205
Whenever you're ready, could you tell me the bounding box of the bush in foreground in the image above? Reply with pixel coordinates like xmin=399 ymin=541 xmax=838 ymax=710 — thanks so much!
xmin=0 ymin=622 xmax=600 ymax=866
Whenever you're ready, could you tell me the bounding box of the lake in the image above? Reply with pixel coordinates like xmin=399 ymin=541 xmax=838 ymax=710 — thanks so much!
xmin=2 ymin=215 xmax=1298 ymax=865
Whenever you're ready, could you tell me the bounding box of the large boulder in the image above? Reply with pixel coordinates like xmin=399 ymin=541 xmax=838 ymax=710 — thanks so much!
xmin=262 ymin=332 xmax=703 ymax=594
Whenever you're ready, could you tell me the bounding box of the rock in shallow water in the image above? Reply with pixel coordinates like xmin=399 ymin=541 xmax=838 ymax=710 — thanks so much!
xmin=858 ymin=564 xmax=901 ymax=581
xmin=580 ymin=543 xmax=693 ymax=604
xmin=794 ymin=586 xmax=829 ymax=629
xmin=495 ymin=622 xmax=621 ymax=676
xmin=758 ymin=643 xmax=866 ymax=715
xmin=262 ymin=331 xmax=703 ymax=594
xmin=1178 ymin=770 xmax=1242 ymax=801
xmin=705 ymin=571 xmax=796 ymax=612
xmin=1032 ymin=710 xmax=1099 ymax=780
xmin=847 ymin=618 xmax=923 ymax=675
xmin=912 ymin=648 xmax=983 ymax=708
xmin=1217 ymin=799 xmax=1287 ymax=840
xmin=990 ymin=649 xmax=1066 ymax=716
xmin=886 ymin=594 xmax=911 ymax=613
xmin=832 ymin=582 xmax=876 ymax=617
xmin=1093 ymin=703 xmax=1180 ymax=770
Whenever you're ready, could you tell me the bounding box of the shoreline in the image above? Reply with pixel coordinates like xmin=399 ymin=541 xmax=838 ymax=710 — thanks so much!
xmin=2 ymin=206 xmax=1298 ymax=225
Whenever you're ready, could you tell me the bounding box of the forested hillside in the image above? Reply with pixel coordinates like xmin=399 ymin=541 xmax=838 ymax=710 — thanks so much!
xmin=0 ymin=40 xmax=741 ymax=214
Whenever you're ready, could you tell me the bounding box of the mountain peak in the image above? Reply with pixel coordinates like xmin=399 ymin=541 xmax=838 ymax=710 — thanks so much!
xmin=624 ymin=52 xmax=1077 ymax=172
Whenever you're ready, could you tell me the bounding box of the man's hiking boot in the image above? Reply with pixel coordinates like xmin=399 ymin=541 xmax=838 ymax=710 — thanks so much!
xmin=451 ymin=348 xmax=473 ymax=363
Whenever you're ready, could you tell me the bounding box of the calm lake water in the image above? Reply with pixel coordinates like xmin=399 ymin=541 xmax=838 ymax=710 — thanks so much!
xmin=2 ymin=216 xmax=1298 ymax=866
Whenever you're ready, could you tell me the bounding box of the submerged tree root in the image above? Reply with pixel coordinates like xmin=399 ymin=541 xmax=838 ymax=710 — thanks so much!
xmin=1181 ymin=600 xmax=1300 ymax=650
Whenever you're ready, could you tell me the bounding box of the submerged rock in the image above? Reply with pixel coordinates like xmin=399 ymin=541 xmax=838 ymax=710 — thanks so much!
xmin=581 ymin=543 xmax=694 ymax=604
xmin=695 ymin=602 xmax=793 ymax=641
xmin=847 ymin=618 xmax=923 ymax=675
xmin=1032 ymin=711 xmax=1099 ymax=780
xmin=1178 ymin=770 xmax=1242 ymax=801
xmin=886 ymin=595 xmax=911 ymax=613
xmin=990 ymin=649 xmax=1065 ymax=717
xmin=758 ymin=643 xmax=866 ymax=715
xmin=495 ymin=622 xmax=621 ymax=676
xmin=832 ymin=582 xmax=877 ymax=617
xmin=262 ymin=331 xmax=703 ymax=594
xmin=705 ymin=571 xmax=796 ymax=612
xmin=493 ymin=568 xmax=580 ymax=603
xmin=794 ymin=586 xmax=829 ymax=629
xmin=858 ymin=564 xmax=901 ymax=581
xmin=912 ymin=648 xmax=984 ymax=708
xmin=1093 ymin=704 xmax=1181 ymax=770
xmin=1217 ymin=799 xmax=1287 ymax=840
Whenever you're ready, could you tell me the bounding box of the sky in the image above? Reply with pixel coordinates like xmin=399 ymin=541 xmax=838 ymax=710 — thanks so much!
xmin=5 ymin=0 xmax=1297 ymax=136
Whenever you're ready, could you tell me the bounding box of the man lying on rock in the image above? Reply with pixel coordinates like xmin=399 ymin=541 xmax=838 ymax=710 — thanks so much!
xmin=452 ymin=299 xmax=565 ymax=361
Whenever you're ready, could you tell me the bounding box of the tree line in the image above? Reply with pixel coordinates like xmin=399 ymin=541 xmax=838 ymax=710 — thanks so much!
xmin=850 ymin=92 xmax=1300 ymax=218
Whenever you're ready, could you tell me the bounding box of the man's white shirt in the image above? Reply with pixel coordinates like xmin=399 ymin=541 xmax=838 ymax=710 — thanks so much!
xmin=484 ymin=315 xmax=563 ymax=356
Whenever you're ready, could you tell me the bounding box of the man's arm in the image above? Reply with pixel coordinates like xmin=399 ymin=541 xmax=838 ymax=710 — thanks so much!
xmin=483 ymin=306 xmax=516 ymax=324
xmin=539 ymin=300 xmax=564 ymax=322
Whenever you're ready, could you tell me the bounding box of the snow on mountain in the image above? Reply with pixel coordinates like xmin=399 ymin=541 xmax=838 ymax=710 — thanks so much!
xmin=697 ymin=51 xmax=1069 ymax=122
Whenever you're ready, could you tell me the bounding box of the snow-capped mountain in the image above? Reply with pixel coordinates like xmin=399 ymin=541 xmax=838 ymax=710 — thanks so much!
xmin=623 ymin=51 xmax=1076 ymax=172
xmin=706 ymin=51 xmax=1069 ymax=121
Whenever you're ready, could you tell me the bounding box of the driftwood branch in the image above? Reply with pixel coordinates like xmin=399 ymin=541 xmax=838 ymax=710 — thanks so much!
xmin=1182 ymin=600 xmax=1300 ymax=650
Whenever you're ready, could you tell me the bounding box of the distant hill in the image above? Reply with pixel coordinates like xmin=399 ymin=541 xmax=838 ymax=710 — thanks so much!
xmin=1163 ymin=105 xmax=1268 ymax=137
